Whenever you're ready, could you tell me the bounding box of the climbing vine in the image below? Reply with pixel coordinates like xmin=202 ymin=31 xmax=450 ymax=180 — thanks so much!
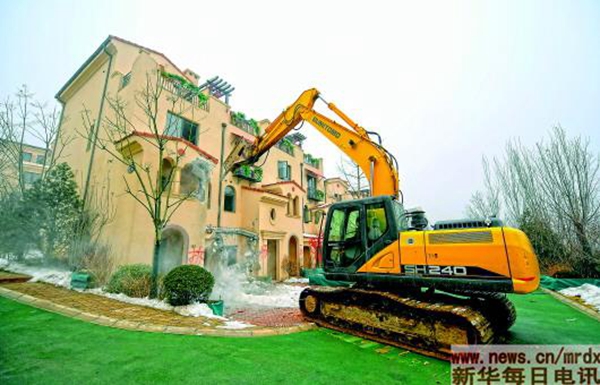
xmin=160 ymin=71 xmax=208 ymax=108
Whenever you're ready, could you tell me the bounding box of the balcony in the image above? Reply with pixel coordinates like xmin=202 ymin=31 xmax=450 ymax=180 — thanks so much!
xmin=276 ymin=138 xmax=294 ymax=156
xmin=304 ymin=153 xmax=320 ymax=168
xmin=233 ymin=164 xmax=263 ymax=183
xmin=230 ymin=112 xmax=260 ymax=136
xmin=308 ymin=188 xmax=325 ymax=202
xmin=161 ymin=71 xmax=209 ymax=111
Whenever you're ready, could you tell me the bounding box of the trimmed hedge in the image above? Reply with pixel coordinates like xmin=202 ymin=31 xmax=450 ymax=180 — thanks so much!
xmin=106 ymin=264 xmax=152 ymax=298
xmin=163 ymin=265 xmax=214 ymax=306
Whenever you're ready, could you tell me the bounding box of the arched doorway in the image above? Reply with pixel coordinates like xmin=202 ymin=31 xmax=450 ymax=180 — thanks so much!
xmin=288 ymin=236 xmax=298 ymax=277
xmin=158 ymin=227 xmax=187 ymax=275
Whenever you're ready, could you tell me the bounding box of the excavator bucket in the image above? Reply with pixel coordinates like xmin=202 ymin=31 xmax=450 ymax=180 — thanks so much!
xmin=222 ymin=137 xmax=255 ymax=178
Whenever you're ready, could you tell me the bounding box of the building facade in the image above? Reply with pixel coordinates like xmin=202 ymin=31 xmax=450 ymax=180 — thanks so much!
xmin=0 ymin=142 xmax=50 ymax=192
xmin=55 ymin=36 xmax=352 ymax=280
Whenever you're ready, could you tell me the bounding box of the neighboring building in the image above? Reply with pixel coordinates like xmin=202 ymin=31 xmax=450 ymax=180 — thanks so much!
xmin=0 ymin=141 xmax=50 ymax=191
xmin=55 ymin=36 xmax=353 ymax=280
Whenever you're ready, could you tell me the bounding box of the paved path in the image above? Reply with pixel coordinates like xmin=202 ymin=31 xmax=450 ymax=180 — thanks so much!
xmin=0 ymin=282 xmax=315 ymax=337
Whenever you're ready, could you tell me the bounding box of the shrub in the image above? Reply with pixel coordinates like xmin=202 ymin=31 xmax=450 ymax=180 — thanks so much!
xmin=106 ymin=264 xmax=152 ymax=298
xmin=163 ymin=265 xmax=214 ymax=306
xmin=71 ymin=242 xmax=114 ymax=287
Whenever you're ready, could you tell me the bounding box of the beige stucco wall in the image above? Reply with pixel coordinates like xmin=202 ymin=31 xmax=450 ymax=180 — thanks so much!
xmin=56 ymin=39 xmax=215 ymax=271
xmin=55 ymin=36 xmax=354 ymax=280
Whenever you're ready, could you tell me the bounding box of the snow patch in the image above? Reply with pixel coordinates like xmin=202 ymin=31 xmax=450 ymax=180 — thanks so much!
xmin=0 ymin=258 xmax=71 ymax=288
xmin=87 ymin=288 xmax=173 ymax=311
xmin=217 ymin=320 xmax=253 ymax=330
xmin=88 ymin=288 xmax=228 ymax=320
xmin=0 ymin=257 xmax=249 ymax=324
xmin=284 ymin=277 xmax=309 ymax=284
xmin=174 ymin=302 xmax=226 ymax=320
xmin=560 ymin=284 xmax=600 ymax=312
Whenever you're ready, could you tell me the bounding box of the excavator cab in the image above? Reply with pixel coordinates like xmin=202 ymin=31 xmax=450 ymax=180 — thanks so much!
xmin=323 ymin=196 xmax=403 ymax=275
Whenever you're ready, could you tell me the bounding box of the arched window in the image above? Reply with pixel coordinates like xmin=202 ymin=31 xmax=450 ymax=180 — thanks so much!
xmin=224 ymin=185 xmax=236 ymax=212
xmin=293 ymin=196 xmax=299 ymax=216
xmin=287 ymin=193 xmax=292 ymax=215
xmin=160 ymin=158 xmax=174 ymax=191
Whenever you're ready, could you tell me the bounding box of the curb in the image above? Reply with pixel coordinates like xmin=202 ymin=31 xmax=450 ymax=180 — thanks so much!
xmin=541 ymin=287 xmax=600 ymax=322
xmin=0 ymin=286 xmax=317 ymax=337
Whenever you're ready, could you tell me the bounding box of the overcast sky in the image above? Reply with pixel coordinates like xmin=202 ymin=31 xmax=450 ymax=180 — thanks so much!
xmin=1 ymin=0 xmax=599 ymax=221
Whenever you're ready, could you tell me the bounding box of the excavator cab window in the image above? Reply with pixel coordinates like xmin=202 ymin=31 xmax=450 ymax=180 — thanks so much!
xmin=326 ymin=205 xmax=365 ymax=270
xmin=324 ymin=197 xmax=400 ymax=273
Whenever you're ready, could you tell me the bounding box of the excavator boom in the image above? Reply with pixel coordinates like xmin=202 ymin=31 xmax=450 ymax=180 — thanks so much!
xmin=225 ymin=88 xmax=400 ymax=197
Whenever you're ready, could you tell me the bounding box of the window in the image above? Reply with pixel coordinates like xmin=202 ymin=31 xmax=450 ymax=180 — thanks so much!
xmin=207 ymin=182 xmax=212 ymax=209
xmin=344 ymin=209 xmax=361 ymax=241
xmin=35 ymin=154 xmax=45 ymax=165
xmin=278 ymin=161 xmax=291 ymax=181
xmin=224 ymin=185 xmax=236 ymax=212
xmin=165 ymin=112 xmax=199 ymax=144
xmin=315 ymin=210 xmax=323 ymax=224
xmin=328 ymin=209 xmax=345 ymax=242
xmin=307 ymin=174 xmax=317 ymax=192
xmin=303 ymin=205 xmax=311 ymax=223
xmin=23 ymin=171 xmax=41 ymax=185
xmin=326 ymin=206 xmax=364 ymax=269
xmin=293 ymin=196 xmax=299 ymax=216
xmin=22 ymin=152 xmax=33 ymax=162
xmin=120 ymin=72 xmax=131 ymax=89
xmin=366 ymin=203 xmax=388 ymax=245
xmin=286 ymin=193 xmax=292 ymax=215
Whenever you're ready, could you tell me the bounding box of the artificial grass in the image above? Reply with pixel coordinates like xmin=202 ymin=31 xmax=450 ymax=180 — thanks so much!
xmin=0 ymin=297 xmax=447 ymax=385
xmin=1 ymin=291 xmax=599 ymax=384
xmin=508 ymin=291 xmax=600 ymax=344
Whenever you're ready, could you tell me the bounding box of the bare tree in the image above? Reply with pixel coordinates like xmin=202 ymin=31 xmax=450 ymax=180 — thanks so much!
xmin=532 ymin=126 xmax=600 ymax=274
xmin=80 ymin=70 xmax=213 ymax=296
xmin=337 ymin=156 xmax=368 ymax=199
xmin=466 ymin=126 xmax=600 ymax=276
xmin=466 ymin=157 xmax=501 ymax=219
xmin=0 ymin=85 xmax=72 ymax=195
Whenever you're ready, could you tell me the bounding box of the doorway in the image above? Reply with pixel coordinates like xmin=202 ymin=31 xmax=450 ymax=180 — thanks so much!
xmin=267 ymin=240 xmax=278 ymax=280
xmin=303 ymin=246 xmax=311 ymax=269
xmin=288 ymin=236 xmax=299 ymax=276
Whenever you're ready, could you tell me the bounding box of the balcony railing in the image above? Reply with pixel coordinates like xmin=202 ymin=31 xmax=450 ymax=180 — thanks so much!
xmin=230 ymin=112 xmax=260 ymax=136
xmin=233 ymin=164 xmax=263 ymax=183
xmin=161 ymin=71 xmax=209 ymax=111
xmin=308 ymin=188 xmax=325 ymax=202
xmin=304 ymin=154 xmax=320 ymax=168
xmin=276 ymin=139 xmax=294 ymax=156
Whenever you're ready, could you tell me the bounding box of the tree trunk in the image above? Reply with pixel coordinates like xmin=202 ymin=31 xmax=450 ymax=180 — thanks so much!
xmin=150 ymin=235 xmax=161 ymax=298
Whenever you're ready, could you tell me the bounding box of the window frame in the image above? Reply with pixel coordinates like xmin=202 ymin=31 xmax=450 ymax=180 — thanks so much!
xmin=165 ymin=112 xmax=199 ymax=145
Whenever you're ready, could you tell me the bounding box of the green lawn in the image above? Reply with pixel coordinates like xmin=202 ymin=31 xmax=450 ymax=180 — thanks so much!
xmin=1 ymin=291 xmax=599 ymax=385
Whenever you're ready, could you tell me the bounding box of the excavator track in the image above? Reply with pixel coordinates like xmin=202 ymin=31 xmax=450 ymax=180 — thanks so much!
xmin=299 ymin=287 xmax=515 ymax=361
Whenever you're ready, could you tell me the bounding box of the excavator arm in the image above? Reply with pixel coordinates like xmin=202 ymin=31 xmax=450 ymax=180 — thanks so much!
xmin=224 ymin=88 xmax=400 ymax=198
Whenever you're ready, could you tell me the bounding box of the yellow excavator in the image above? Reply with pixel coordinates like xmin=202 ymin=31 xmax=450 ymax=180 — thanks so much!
xmin=225 ymin=88 xmax=540 ymax=360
